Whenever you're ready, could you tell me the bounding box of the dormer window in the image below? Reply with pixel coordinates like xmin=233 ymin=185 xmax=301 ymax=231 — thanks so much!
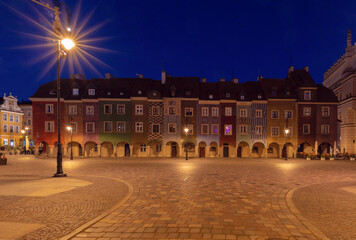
xmin=73 ymin=88 xmax=79 ymax=95
xmin=185 ymin=90 xmax=191 ymax=96
xmin=107 ymin=92 xmax=111 ymax=96
xmin=304 ymin=90 xmax=311 ymax=100
xmin=49 ymin=90 xmax=56 ymax=95
xmin=88 ymin=89 xmax=95 ymax=96
xmin=153 ymin=92 xmax=157 ymax=96
xmin=240 ymin=95 xmax=245 ymax=100
xmin=209 ymin=95 xmax=213 ymax=99
xmin=226 ymin=93 xmax=230 ymax=98
xmin=257 ymin=95 xmax=262 ymax=99
xmin=138 ymin=90 xmax=142 ymax=95
xmin=271 ymin=87 xmax=277 ymax=96
xmin=120 ymin=92 xmax=123 ymax=96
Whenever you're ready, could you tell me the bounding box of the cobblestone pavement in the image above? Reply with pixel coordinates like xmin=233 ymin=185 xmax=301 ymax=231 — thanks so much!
xmin=1 ymin=156 xmax=356 ymax=239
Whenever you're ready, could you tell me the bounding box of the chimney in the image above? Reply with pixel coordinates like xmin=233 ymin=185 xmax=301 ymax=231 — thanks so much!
xmin=233 ymin=78 xmax=239 ymax=83
xmin=288 ymin=66 xmax=294 ymax=73
xmin=105 ymin=73 xmax=113 ymax=79
xmin=70 ymin=73 xmax=85 ymax=80
xmin=161 ymin=71 xmax=167 ymax=84
xmin=219 ymin=78 xmax=226 ymax=82
xmin=201 ymin=77 xmax=207 ymax=83
xmin=303 ymin=66 xmax=309 ymax=72
xmin=347 ymin=29 xmax=352 ymax=47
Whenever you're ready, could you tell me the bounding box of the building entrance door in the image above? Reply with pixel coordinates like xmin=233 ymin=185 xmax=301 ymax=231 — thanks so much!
xmin=171 ymin=143 xmax=177 ymax=157
xmin=237 ymin=147 xmax=242 ymax=157
xmin=125 ymin=144 xmax=130 ymax=157
xmin=199 ymin=147 xmax=205 ymax=157
xmin=223 ymin=144 xmax=229 ymax=157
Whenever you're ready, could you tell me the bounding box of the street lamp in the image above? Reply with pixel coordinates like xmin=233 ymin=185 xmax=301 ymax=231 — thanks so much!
xmin=66 ymin=126 xmax=73 ymax=160
xmin=184 ymin=127 xmax=189 ymax=160
xmin=284 ymin=129 xmax=290 ymax=161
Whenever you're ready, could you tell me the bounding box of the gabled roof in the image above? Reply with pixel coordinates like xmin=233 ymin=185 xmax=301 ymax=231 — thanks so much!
xmin=163 ymin=77 xmax=200 ymax=98
xmin=199 ymin=82 xmax=219 ymax=100
xmin=288 ymin=69 xmax=316 ymax=87
xmin=258 ymin=77 xmax=297 ymax=99
xmin=316 ymin=84 xmax=338 ymax=102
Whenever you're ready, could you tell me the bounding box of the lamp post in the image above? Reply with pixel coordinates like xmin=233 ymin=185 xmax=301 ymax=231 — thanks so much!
xmin=21 ymin=130 xmax=26 ymax=155
xmin=66 ymin=126 xmax=73 ymax=160
xmin=284 ymin=129 xmax=289 ymax=161
xmin=184 ymin=127 xmax=189 ymax=160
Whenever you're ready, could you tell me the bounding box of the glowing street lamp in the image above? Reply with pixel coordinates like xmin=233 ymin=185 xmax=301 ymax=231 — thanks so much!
xmin=61 ymin=38 xmax=75 ymax=50
xmin=66 ymin=126 xmax=73 ymax=160
xmin=284 ymin=129 xmax=290 ymax=161
xmin=184 ymin=127 xmax=189 ymax=160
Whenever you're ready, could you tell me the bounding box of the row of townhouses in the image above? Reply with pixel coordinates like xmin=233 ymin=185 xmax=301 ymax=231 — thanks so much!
xmin=29 ymin=67 xmax=338 ymax=158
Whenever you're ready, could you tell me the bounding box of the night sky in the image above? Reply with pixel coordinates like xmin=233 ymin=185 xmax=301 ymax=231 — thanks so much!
xmin=1 ymin=0 xmax=356 ymax=100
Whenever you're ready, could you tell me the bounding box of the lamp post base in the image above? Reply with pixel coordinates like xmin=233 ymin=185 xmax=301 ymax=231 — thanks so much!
xmin=53 ymin=173 xmax=67 ymax=177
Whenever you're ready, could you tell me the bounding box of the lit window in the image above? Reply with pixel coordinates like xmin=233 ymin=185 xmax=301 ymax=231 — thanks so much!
xmin=255 ymin=126 xmax=262 ymax=135
xmin=117 ymin=122 xmax=125 ymax=133
xmin=86 ymin=122 xmax=95 ymax=133
xmin=303 ymin=107 xmax=311 ymax=117
xmin=117 ymin=105 xmax=125 ymax=114
xmin=212 ymin=107 xmax=219 ymax=117
xmin=168 ymin=107 xmax=176 ymax=115
xmin=322 ymin=107 xmax=330 ymax=117
xmin=256 ymin=110 xmax=262 ymax=118
xmin=303 ymin=124 xmax=310 ymax=134
xmin=73 ymin=88 xmax=79 ymax=95
xmin=226 ymin=93 xmax=230 ymax=98
xmin=3 ymin=139 xmax=8 ymax=146
xmin=201 ymin=124 xmax=209 ymax=134
xmin=209 ymin=95 xmax=213 ymax=99
xmin=224 ymin=125 xmax=232 ymax=135
xmin=239 ymin=125 xmax=248 ymax=135
xmin=45 ymin=104 xmax=54 ymax=114
xmin=88 ymin=89 xmax=95 ymax=95
xmin=104 ymin=104 xmax=112 ymax=114
xmin=271 ymin=110 xmax=279 ymax=119
xmin=138 ymin=90 xmax=142 ymax=95
xmin=321 ymin=125 xmax=329 ymax=134
xmin=152 ymin=124 xmax=160 ymax=133
xmin=211 ymin=124 xmax=219 ymax=134
xmin=304 ymin=91 xmax=311 ymax=100
xmin=257 ymin=95 xmax=262 ymax=99
xmin=104 ymin=121 xmax=112 ymax=132
xmin=240 ymin=109 xmax=247 ymax=117
xmin=185 ymin=108 xmax=193 ymax=116
xmin=135 ymin=122 xmax=143 ymax=132
xmin=69 ymin=105 xmax=77 ymax=115
xmin=271 ymin=127 xmax=279 ymax=136
xmin=86 ymin=106 xmax=94 ymax=115
xmin=135 ymin=105 xmax=143 ymax=115
xmin=202 ymin=107 xmax=209 ymax=117
xmin=225 ymin=107 xmax=232 ymax=116
xmin=168 ymin=123 xmax=176 ymax=134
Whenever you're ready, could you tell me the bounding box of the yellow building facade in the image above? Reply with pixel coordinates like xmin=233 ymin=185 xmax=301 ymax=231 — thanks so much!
xmin=0 ymin=93 xmax=24 ymax=148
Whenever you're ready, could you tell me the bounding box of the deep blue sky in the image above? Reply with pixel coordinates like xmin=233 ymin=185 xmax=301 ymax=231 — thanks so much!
xmin=1 ymin=0 xmax=356 ymax=100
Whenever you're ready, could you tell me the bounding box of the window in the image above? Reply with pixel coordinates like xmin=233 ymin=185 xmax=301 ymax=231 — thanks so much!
xmin=3 ymin=139 xmax=8 ymax=146
xmin=256 ymin=110 xmax=262 ymax=118
xmin=240 ymin=95 xmax=245 ymax=100
xmin=168 ymin=107 xmax=176 ymax=115
xmin=212 ymin=107 xmax=219 ymax=117
xmin=45 ymin=104 xmax=54 ymax=114
xmin=285 ymin=110 xmax=293 ymax=119
xmin=104 ymin=104 xmax=112 ymax=114
xmin=255 ymin=126 xmax=262 ymax=135
xmin=211 ymin=124 xmax=219 ymax=134
xmin=45 ymin=121 xmax=54 ymax=132
xmin=152 ymin=124 xmax=160 ymax=133
xmin=202 ymin=107 xmax=209 ymax=117
xmin=15 ymin=115 xmax=19 ymax=123
xmin=225 ymin=107 xmax=232 ymax=116
xmin=9 ymin=105 xmax=13 ymax=110
xmin=27 ymin=119 xmax=31 ymax=125
xmin=27 ymin=111 xmax=31 ymax=116
xmin=15 ymin=126 xmax=19 ymax=133
xmin=322 ymin=107 xmax=330 ymax=117
xmin=3 ymin=125 xmax=7 ymax=133
xmin=73 ymin=88 xmax=79 ymax=95
xmin=284 ymin=127 xmax=293 ymax=136
xmin=9 ymin=115 xmax=14 ymax=122
xmin=224 ymin=125 xmax=232 ymax=135
xmin=88 ymin=89 xmax=95 ymax=95
xmin=271 ymin=110 xmax=279 ymax=119
xmin=239 ymin=124 xmax=248 ymax=135
xmin=257 ymin=95 xmax=262 ymax=99
xmin=201 ymin=124 xmax=209 ymax=134
xmin=86 ymin=122 xmax=95 ymax=133
xmin=156 ymin=144 xmax=162 ymax=152
xmin=69 ymin=105 xmax=77 ymax=115
xmin=104 ymin=121 xmax=112 ymax=132
xmin=138 ymin=90 xmax=142 ymax=95
xmin=10 ymin=140 xmax=14 ymax=146
xmin=168 ymin=123 xmax=177 ymax=134
xmin=117 ymin=105 xmax=125 ymax=115
xmin=240 ymin=109 xmax=247 ymax=117
xmin=321 ymin=125 xmax=329 ymax=134
xmin=3 ymin=114 xmax=7 ymax=121
xmin=185 ymin=108 xmax=193 ymax=116
xmin=271 ymin=127 xmax=279 ymax=136
xmin=304 ymin=90 xmax=311 ymax=100
xmin=152 ymin=106 xmax=160 ymax=116
xmin=9 ymin=125 xmax=13 ymax=133
xmin=135 ymin=122 xmax=143 ymax=132
xmin=185 ymin=124 xmax=193 ymax=135
xmin=86 ymin=106 xmax=94 ymax=115
xmin=71 ymin=122 xmax=78 ymax=133
xmin=303 ymin=107 xmax=311 ymax=117
xmin=303 ymin=124 xmax=310 ymax=134
xmin=117 ymin=122 xmax=125 ymax=133
xmin=209 ymin=94 xmax=213 ymax=99
xmin=135 ymin=105 xmax=143 ymax=115
xmin=226 ymin=93 xmax=230 ymax=98
xmin=140 ymin=144 xmax=146 ymax=152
